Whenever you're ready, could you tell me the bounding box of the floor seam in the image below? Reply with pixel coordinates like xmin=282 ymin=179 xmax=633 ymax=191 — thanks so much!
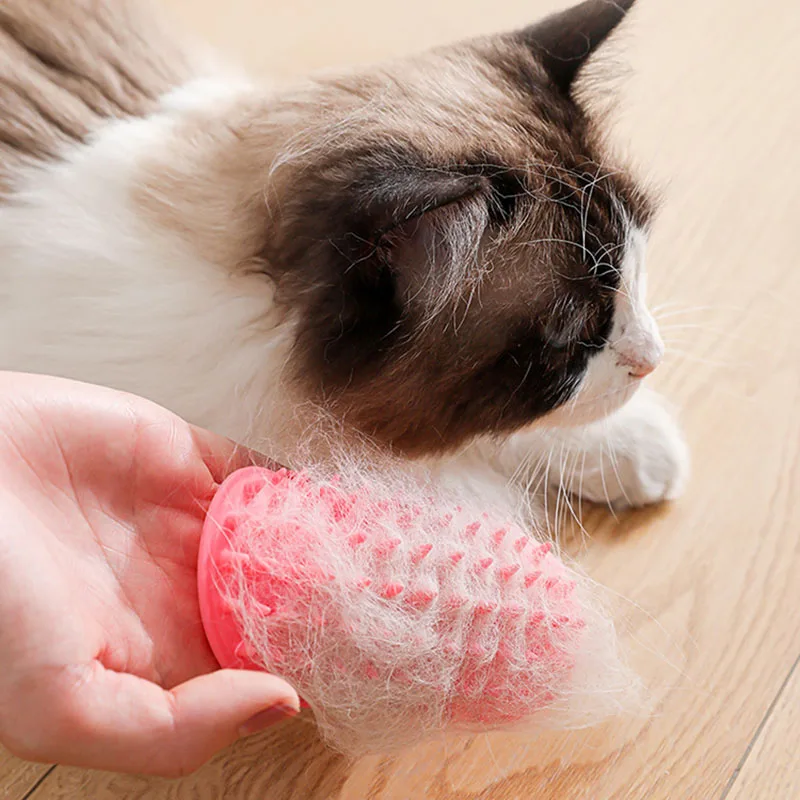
xmin=20 ymin=766 xmax=56 ymax=800
xmin=719 ymin=649 xmax=800 ymax=799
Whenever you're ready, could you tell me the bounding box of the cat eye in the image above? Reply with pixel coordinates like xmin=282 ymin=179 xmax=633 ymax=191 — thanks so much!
xmin=488 ymin=180 xmax=522 ymax=224
xmin=546 ymin=330 xmax=573 ymax=351
xmin=543 ymin=304 xmax=606 ymax=352
xmin=543 ymin=316 xmax=578 ymax=352
xmin=484 ymin=169 xmax=527 ymax=226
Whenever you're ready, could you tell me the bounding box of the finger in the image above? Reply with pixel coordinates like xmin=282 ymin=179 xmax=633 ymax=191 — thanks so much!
xmin=188 ymin=424 xmax=284 ymax=484
xmin=7 ymin=663 xmax=299 ymax=777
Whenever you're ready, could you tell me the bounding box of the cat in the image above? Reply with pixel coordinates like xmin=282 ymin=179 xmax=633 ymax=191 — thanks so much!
xmin=0 ymin=0 xmax=688 ymax=516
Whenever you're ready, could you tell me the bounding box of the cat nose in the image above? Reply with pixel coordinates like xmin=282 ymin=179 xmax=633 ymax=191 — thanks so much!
xmin=618 ymin=344 xmax=663 ymax=379
xmin=628 ymin=360 xmax=657 ymax=379
xmin=615 ymin=318 xmax=664 ymax=379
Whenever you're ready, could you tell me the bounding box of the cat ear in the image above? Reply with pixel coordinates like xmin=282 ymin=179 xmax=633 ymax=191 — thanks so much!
xmin=520 ymin=0 xmax=636 ymax=95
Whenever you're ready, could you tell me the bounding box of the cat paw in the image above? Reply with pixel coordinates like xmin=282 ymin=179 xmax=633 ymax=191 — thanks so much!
xmin=565 ymin=392 xmax=690 ymax=509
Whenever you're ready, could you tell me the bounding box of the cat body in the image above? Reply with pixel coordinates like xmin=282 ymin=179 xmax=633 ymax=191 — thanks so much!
xmin=0 ymin=0 xmax=688 ymax=511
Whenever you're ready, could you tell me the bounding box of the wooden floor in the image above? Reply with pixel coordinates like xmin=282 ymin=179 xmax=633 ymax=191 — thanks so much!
xmin=2 ymin=0 xmax=799 ymax=797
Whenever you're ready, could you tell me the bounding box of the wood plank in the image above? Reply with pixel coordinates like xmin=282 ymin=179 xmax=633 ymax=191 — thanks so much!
xmin=0 ymin=749 xmax=50 ymax=800
xmin=27 ymin=717 xmax=350 ymax=800
xmin=725 ymin=658 xmax=800 ymax=800
xmin=14 ymin=0 xmax=800 ymax=798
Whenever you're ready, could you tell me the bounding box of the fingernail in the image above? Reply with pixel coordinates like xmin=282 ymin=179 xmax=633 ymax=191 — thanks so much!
xmin=239 ymin=703 xmax=299 ymax=737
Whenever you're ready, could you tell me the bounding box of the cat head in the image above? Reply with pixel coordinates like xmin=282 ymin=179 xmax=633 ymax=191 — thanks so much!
xmin=147 ymin=0 xmax=663 ymax=455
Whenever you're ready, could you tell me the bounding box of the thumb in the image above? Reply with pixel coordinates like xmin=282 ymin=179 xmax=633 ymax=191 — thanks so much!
xmin=12 ymin=663 xmax=300 ymax=777
xmin=189 ymin=423 xmax=285 ymax=485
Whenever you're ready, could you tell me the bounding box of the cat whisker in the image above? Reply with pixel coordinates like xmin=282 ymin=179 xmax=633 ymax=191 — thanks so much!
xmin=662 ymin=349 xmax=735 ymax=368
xmin=652 ymin=304 xmax=724 ymax=320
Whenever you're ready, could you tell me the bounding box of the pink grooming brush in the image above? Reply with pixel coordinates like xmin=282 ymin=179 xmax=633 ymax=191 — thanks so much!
xmin=198 ymin=466 xmax=632 ymax=755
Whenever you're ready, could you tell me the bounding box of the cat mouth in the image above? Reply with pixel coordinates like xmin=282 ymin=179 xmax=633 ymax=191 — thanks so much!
xmin=541 ymin=380 xmax=642 ymax=429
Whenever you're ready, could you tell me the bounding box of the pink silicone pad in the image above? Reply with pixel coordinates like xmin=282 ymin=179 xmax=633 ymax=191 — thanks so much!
xmin=198 ymin=467 xmax=268 ymax=671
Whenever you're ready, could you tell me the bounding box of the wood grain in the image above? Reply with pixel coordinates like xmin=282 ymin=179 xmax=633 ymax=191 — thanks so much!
xmin=725 ymin=657 xmax=800 ymax=800
xmin=0 ymin=749 xmax=49 ymax=800
xmin=4 ymin=0 xmax=800 ymax=798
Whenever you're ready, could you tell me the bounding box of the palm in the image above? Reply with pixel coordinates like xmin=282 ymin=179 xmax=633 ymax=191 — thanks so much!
xmin=0 ymin=375 xmax=234 ymax=690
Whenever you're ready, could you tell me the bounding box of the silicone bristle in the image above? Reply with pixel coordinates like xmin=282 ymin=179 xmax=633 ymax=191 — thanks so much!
xmin=363 ymin=662 xmax=380 ymax=680
xmin=524 ymin=570 xmax=542 ymax=588
xmin=526 ymin=612 xmax=546 ymax=632
xmin=464 ymin=521 xmax=481 ymax=537
xmin=348 ymin=531 xmax=367 ymax=548
xmin=444 ymin=594 xmax=468 ymax=610
xmin=501 ymin=603 xmax=524 ymax=620
xmin=331 ymin=497 xmax=356 ymax=522
xmin=531 ymin=542 xmax=552 ymax=563
xmin=405 ymin=589 xmax=438 ymax=609
xmin=222 ymin=514 xmax=239 ymax=535
xmin=234 ymin=640 xmax=258 ymax=662
xmin=467 ymin=642 xmax=486 ymax=659
xmin=240 ymin=479 xmax=266 ymax=506
xmin=379 ymin=582 xmax=405 ymax=599
xmin=268 ymin=467 xmax=289 ymax=484
xmin=497 ymin=564 xmax=520 ymax=582
xmin=217 ymin=549 xmax=251 ymax=568
xmin=492 ymin=528 xmax=507 ymax=547
xmin=250 ymin=599 xmax=273 ymax=617
xmin=374 ymin=537 xmax=402 ymax=558
xmin=410 ymin=543 xmax=433 ymax=564
xmin=475 ymin=600 xmax=498 ymax=615
xmin=220 ymin=594 xmax=238 ymax=613
xmin=395 ymin=670 xmax=412 ymax=686
xmin=268 ymin=645 xmax=286 ymax=665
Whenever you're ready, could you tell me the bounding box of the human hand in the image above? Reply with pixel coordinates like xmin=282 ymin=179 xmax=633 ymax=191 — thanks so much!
xmin=0 ymin=372 xmax=299 ymax=776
